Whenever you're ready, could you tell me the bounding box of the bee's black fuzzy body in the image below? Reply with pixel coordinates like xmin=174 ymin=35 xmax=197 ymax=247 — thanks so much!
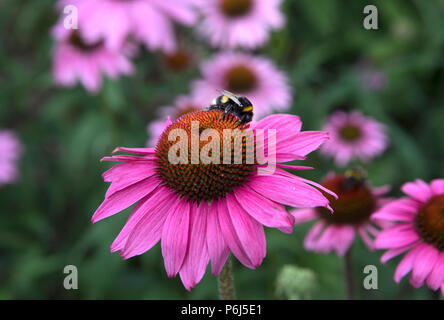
xmin=207 ymin=90 xmax=254 ymax=125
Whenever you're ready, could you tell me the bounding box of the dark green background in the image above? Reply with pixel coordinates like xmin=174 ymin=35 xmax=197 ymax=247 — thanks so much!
xmin=1 ymin=0 xmax=443 ymax=299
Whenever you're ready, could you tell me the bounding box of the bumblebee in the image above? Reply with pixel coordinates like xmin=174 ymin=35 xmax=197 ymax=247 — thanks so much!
xmin=208 ymin=90 xmax=254 ymax=124
xmin=342 ymin=166 xmax=368 ymax=191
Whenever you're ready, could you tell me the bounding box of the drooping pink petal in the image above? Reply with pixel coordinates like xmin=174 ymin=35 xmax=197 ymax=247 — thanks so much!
xmin=394 ymin=244 xmax=422 ymax=283
xmin=161 ymin=198 xmax=191 ymax=277
xmin=225 ymin=193 xmax=266 ymax=268
xmin=410 ymin=243 xmax=439 ymax=288
xmin=304 ymin=221 xmax=325 ymax=251
xmin=426 ymin=252 xmax=444 ymax=291
xmin=334 ymin=225 xmax=356 ymax=256
xmin=217 ymin=201 xmax=255 ymax=269
xmin=358 ymin=226 xmax=374 ymax=251
xmin=206 ymin=201 xmax=230 ymax=275
xmin=234 ymin=186 xmax=293 ymax=230
xmin=401 ymin=179 xmax=433 ymax=203
xmin=179 ymin=202 xmax=210 ymax=291
xmin=112 ymin=186 xmax=172 ymax=255
xmin=92 ymin=177 xmax=160 ymax=223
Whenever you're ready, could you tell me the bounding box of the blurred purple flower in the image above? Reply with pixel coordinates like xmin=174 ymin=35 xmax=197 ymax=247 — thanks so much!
xmin=58 ymin=0 xmax=197 ymax=53
xmin=51 ymin=23 xmax=134 ymax=93
xmin=291 ymin=172 xmax=391 ymax=256
xmin=192 ymin=52 xmax=291 ymax=119
xmin=0 ymin=130 xmax=22 ymax=186
xmin=357 ymin=61 xmax=388 ymax=91
xmin=197 ymin=0 xmax=284 ymax=49
xmin=320 ymin=111 xmax=388 ymax=167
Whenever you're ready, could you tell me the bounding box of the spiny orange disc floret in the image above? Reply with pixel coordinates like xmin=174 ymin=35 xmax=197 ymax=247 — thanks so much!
xmin=155 ymin=110 xmax=256 ymax=203
xmin=416 ymin=195 xmax=444 ymax=251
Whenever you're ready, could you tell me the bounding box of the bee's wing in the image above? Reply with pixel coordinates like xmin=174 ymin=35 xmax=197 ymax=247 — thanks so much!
xmin=219 ymin=89 xmax=242 ymax=106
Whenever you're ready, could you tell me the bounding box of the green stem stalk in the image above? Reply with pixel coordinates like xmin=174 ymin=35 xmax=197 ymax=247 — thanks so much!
xmin=344 ymin=249 xmax=356 ymax=300
xmin=218 ymin=257 xmax=236 ymax=300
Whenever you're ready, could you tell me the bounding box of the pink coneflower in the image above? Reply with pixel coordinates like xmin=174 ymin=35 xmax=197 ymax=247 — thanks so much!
xmin=197 ymin=0 xmax=284 ymax=49
xmin=0 ymin=130 xmax=22 ymax=186
xmin=58 ymin=0 xmax=197 ymax=52
xmin=320 ymin=111 xmax=388 ymax=167
xmin=192 ymin=52 xmax=291 ymax=119
xmin=291 ymin=171 xmax=390 ymax=256
xmin=93 ymin=111 xmax=335 ymax=290
xmin=374 ymin=179 xmax=444 ymax=294
xmin=52 ymin=23 xmax=134 ymax=93
xmin=146 ymin=95 xmax=205 ymax=147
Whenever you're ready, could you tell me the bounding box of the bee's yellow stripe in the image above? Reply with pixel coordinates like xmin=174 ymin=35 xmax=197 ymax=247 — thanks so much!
xmin=243 ymin=106 xmax=253 ymax=112
xmin=221 ymin=95 xmax=229 ymax=103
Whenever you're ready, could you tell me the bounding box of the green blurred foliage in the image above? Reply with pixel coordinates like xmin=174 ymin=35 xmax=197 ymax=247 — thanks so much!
xmin=0 ymin=0 xmax=443 ymax=299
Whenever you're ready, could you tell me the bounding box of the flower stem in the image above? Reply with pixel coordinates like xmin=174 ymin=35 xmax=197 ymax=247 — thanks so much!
xmin=344 ymin=249 xmax=355 ymax=300
xmin=218 ymin=256 xmax=236 ymax=300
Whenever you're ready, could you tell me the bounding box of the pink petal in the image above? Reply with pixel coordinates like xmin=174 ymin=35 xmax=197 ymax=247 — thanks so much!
xmin=426 ymin=252 xmax=444 ymax=291
xmin=225 ymin=194 xmax=266 ymax=268
xmin=335 ymin=226 xmax=356 ymax=256
xmin=254 ymin=114 xmax=302 ymax=134
xmin=102 ymin=162 xmax=154 ymax=182
xmin=277 ymin=131 xmax=329 ymax=158
xmin=401 ymin=179 xmax=433 ymax=203
xmin=179 ymin=202 xmax=210 ymax=291
xmin=105 ymin=162 xmax=157 ymax=198
xmin=371 ymin=198 xmax=419 ymax=222
xmin=112 ymin=147 xmax=155 ymax=155
xmin=249 ymin=174 xmax=330 ymax=209
xmin=410 ymin=243 xmax=439 ymax=288
xmin=380 ymin=243 xmax=415 ymax=264
xmin=112 ymin=186 xmax=171 ymax=255
xmin=374 ymin=224 xmax=420 ymax=249
xmin=206 ymin=201 xmax=230 ymax=275
xmin=161 ymin=198 xmax=191 ymax=277
xmin=234 ymin=186 xmax=293 ymax=230
xmin=304 ymin=221 xmax=325 ymax=251
xmin=358 ymin=226 xmax=374 ymax=251
xmin=290 ymin=208 xmax=317 ymax=225
xmin=216 ymin=201 xmax=254 ymax=269
xmin=92 ymin=177 xmax=160 ymax=223
xmin=394 ymin=244 xmax=422 ymax=283
xmin=431 ymin=179 xmax=444 ymax=195
xmin=101 ymin=155 xmax=149 ymax=162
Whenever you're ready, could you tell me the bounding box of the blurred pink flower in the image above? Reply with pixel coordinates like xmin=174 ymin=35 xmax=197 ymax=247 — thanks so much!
xmin=320 ymin=111 xmax=388 ymax=167
xmin=146 ymin=95 xmax=206 ymax=147
xmin=374 ymin=179 xmax=444 ymax=294
xmin=58 ymin=0 xmax=197 ymax=52
xmin=291 ymin=172 xmax=390 ymax=256
xmin=356 ymin=61 xmax=388 ymax=91
xmin=192 ymin=52 xmax=291 ymax=119
xmin=197 ymin=0 xmax=284 ymax=49
xmin=51 ymin=24 xmax=134 ymax=93
xmin=93 ymin=112 xmax=333 ymax=290
xmin=0 ymin=130 xmax=23 ymax=186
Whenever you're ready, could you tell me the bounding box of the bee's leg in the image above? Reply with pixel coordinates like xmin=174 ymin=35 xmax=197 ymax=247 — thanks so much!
xmin=219 ymin=106 xmax=232 ymax=120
